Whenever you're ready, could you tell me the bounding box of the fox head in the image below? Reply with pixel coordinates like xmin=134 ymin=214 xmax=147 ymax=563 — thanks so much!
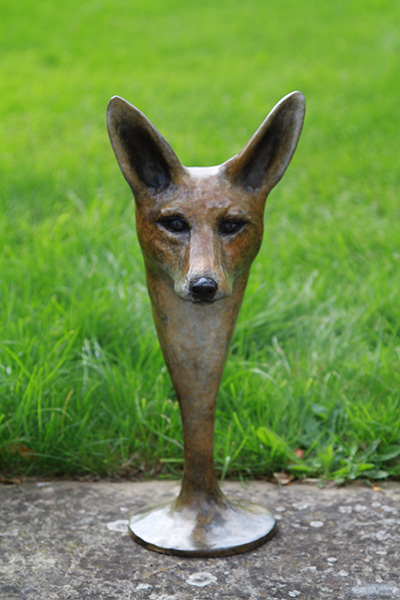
xmin=107 ymin=93 xmax=305 ymax=305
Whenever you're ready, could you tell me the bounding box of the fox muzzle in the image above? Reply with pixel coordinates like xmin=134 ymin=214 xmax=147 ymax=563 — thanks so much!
xmin=189 ymin=276 xmax=218 ymax=304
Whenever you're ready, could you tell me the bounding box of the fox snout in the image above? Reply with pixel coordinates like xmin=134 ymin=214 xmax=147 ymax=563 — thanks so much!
xmin=189 ymin=276 xmax=218 ymax=304
xmin=176 ymin=265 xmax=230 ymax=305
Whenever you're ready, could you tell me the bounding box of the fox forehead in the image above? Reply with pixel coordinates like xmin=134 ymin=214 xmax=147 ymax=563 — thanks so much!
xmin=138 ymin=167 xmax=264 ymax=224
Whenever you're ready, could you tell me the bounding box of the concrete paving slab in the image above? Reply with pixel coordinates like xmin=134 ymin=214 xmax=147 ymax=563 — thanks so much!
xmin=0 ymin=480 xmax=399 ymax=600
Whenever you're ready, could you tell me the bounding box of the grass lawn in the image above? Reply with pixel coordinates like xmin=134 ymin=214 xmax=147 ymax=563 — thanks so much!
xmin=1 ymin=0 xmax=399 ymax=482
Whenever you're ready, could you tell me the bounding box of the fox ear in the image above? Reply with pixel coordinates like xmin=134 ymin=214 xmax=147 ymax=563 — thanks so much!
xmin=223 ymin=91 xmax=305 ymax=195
xmin=107 ymin=96 xmax=186 ymax=196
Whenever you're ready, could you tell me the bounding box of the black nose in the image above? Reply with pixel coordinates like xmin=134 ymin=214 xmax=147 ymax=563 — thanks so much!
xmin=189 ymin=277 xmax=218 ymax=303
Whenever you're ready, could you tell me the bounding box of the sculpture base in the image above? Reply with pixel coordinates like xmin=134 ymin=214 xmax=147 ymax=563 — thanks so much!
xmin=129 ymin=492 xmax=276 ymax=557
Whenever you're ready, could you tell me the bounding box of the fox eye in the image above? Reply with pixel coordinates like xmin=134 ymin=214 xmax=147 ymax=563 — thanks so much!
xmin=158 ymin=217 xmax=189 ymax=233
xmin=219 ymin=221 xmax=246 ymax=235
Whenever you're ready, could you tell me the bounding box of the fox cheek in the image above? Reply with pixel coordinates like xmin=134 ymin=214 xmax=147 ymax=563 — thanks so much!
xmin=151 ymin=241 xmax=189 ymax=286
xmin=224 ymin=233 xmax=263 ymax=279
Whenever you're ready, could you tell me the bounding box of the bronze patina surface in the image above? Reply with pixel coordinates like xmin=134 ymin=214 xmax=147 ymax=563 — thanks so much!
xmin=129 ymin=494 xmax=276 ymax=557
xmin=107 ymin=92 xmax=305 ymax=556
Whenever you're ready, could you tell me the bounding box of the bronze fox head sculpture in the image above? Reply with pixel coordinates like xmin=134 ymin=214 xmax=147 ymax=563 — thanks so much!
xmin=107 ymin=92 xmax=305 ymax=556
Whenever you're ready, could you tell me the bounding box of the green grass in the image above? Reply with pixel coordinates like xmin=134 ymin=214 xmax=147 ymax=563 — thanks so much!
xmin=1 ymin=0 xmax=399 ymax=482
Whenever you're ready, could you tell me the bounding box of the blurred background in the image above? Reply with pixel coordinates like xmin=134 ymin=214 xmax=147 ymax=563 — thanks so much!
xmin=0 ymin=0 xmax=399 ymax=481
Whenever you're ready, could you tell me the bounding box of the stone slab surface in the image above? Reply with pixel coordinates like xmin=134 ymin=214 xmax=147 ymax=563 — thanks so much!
xmin=0 ymin=480 xmax=399 ymax=600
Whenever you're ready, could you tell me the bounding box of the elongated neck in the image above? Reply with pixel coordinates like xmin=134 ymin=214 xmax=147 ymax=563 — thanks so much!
xmin=146 ymin=272 xmax=248 ymax=503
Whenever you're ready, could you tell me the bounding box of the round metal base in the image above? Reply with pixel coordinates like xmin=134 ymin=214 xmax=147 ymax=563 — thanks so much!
xmin=129 ymin=495 xmax=276 ymax=557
